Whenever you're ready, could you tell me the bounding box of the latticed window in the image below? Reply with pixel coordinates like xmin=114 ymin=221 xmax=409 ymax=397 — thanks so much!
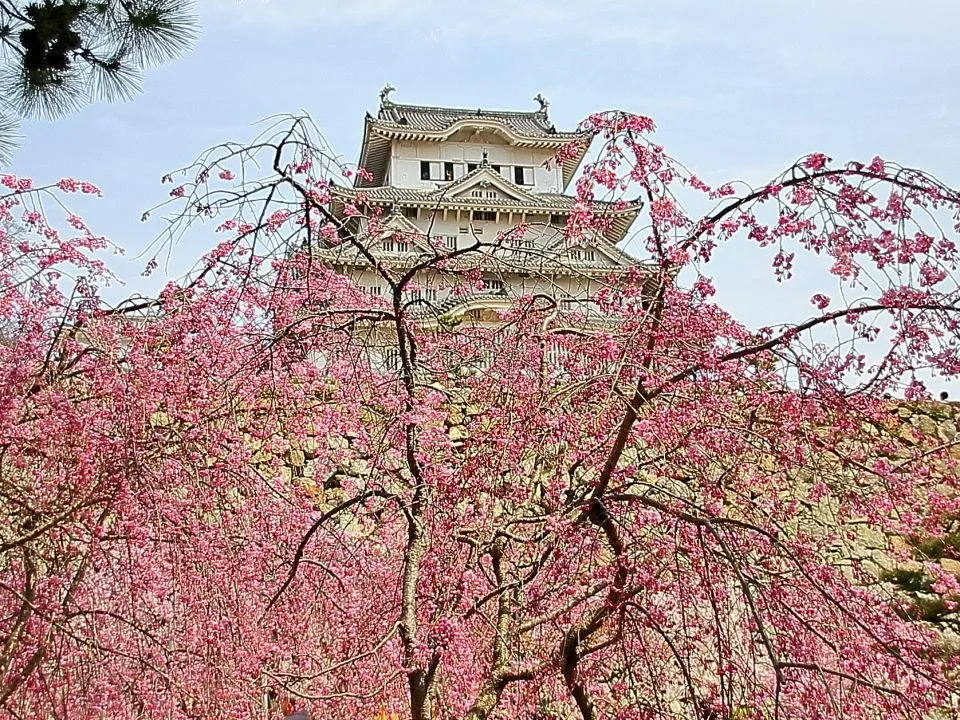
xmin=408 ymin=288 xmax=438 ymax=302
xmin=383 ymin=238 xmax=410 ymax=253
xmin=384 ymin=347 xmax=400 ymax=371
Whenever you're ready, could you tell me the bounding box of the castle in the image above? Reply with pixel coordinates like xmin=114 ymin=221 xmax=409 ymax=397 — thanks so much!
xmin=321 ymin=87 xmax=643 ymax=365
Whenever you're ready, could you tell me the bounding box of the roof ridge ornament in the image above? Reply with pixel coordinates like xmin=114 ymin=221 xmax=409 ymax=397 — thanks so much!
xmin=379 ymin=83 xmax=396 ymax=107
xmin=533 ymin=93 xmax=549 ymax=115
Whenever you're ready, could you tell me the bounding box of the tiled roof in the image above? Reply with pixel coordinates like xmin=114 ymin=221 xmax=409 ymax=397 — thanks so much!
xmin=331 ymin=183 xmax=636 ymax=214
xmin=330 ymin=181 xmax=640 ymax=245
xmin=376 ymin=101 xmax=583 ymax=140
xmin=335 ymin=185 xmax=576 ymax=209
xmin=311 ymin=243 xmax=642 ymax=277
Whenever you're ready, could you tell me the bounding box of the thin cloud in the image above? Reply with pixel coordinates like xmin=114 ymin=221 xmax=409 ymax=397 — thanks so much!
xmin=201 ymin=0 xmax=711 ymax=44
xmin=202 ymin=0 xmax=960 ymax=89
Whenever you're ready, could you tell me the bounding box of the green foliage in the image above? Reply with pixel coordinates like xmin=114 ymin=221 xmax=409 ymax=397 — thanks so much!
xmin=904 ymin=596 xmax=953 ymax=624
xmin=913 ymin=535 xmax=960 ymax=561
xmin=882 ymin=523 xmax=960 ymax=634
xmin=881 ymin=567 xmax=934 ymax=594
xmin=882 ymin=566 xmax=957 ymax=626
xmin=437 ymin=312 xmax=462 ymax=330
xmin=0 ymin=0 xmax=197 ymax=161
xmin=910 ymin=519 xmax=960 ymax=561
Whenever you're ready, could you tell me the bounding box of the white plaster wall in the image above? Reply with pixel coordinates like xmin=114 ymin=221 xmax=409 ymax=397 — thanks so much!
xmin=407 ymin=214 xmax=564 ymax=250
xmin=349 ymin=257 xmax=605 ymax=309
xmin=389 ymin=140 xmax=562 ymax=192
xmin=361 ymin=214 xmax=566 ymax=248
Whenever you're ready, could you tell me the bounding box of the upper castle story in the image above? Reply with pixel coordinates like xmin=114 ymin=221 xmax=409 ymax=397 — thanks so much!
xmin=356 ymin=86 xmax=591 ymax=195
xmin=320 ymin=89 xmax=648 ymax=327
xmin=331 ymin=87 xmax=640 ymax=250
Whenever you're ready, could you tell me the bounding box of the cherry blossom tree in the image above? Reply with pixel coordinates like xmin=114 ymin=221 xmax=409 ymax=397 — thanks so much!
xmin=1 ymin=112 xmax=959 ymax=720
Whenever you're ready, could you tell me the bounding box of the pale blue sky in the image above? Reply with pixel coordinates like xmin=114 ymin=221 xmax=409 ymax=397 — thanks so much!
xmin=12 ymin=0 xmax=960 ymax=380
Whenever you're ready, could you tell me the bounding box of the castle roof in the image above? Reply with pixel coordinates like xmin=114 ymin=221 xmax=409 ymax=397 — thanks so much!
xmin=375 ymin=101 xmax=579 ymax=139
xmin=310 ymin=236 xmax=644 ymax=279
xmin=330 ymin=172 xmax=641 ymax=245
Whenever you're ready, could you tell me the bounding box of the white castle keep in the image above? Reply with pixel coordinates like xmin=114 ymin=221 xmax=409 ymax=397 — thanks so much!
xmin=323 ymin=87 xmax=643 ymax=343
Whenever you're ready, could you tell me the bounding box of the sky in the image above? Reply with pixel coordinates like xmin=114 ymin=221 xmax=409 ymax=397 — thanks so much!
xmin=11 ymin=0 xmax=960 ymax=389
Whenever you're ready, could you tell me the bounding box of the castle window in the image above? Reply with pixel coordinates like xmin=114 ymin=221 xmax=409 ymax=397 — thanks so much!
xmin=467 ymin=163 xmax=478 ymax=173
xmin=471 ymin=190 xmax=483 ymax=198
xmin=473 ymin=210 xmax=497 ymax=222
xmin=445 ymin=236 xmax=457 ymax=250
xmin=420 ymin=161 xmax=443 ymax=181
xmin=408 ymin=287 xmax=438 ymax=302
xmin=444 ymin=162 xmax=455 ymax=181
xmin=550 ymin=213 xmax=566 ymax=225
xmin=483 ymin=277 xmax=505 ymax=292
xmin=401 ymin=206 xmax=418 ymax=219
xmin=514 ymin=166 xmax=534 ymax=185
xmin=486 ymin=191 xmax=497 ymax=199
xmin=383 ymin=238 xmax=410 ymax=253
xmin=383 ymin=347 xmax=400 ymax=371
xmin=491 ymin=164 xmax=501 ymax=174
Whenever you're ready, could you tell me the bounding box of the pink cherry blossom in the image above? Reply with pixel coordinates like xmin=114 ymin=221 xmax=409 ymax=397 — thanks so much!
xmin=1 ymin=110 xmax=959 ymax=720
